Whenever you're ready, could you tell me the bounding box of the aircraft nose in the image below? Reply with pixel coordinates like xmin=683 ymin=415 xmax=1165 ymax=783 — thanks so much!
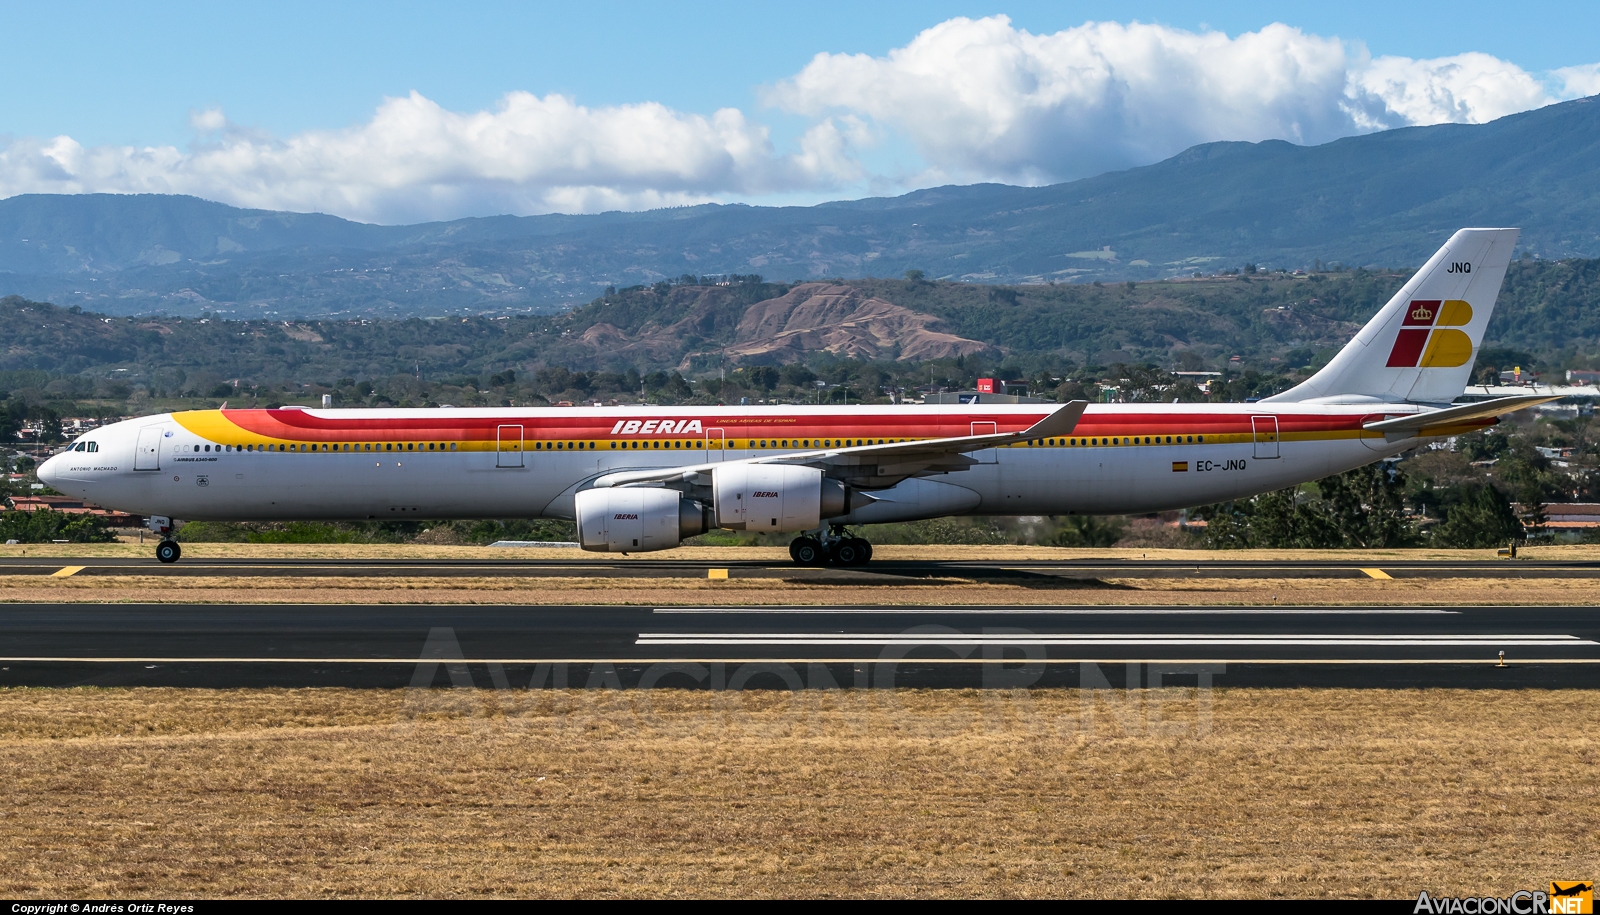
xmin=37 ymin=453 xmax=64 ymax=489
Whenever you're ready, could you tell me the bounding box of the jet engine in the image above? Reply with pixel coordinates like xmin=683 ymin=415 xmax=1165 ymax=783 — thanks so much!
xmin=713 ymin=464 xmax=852 ymax=532
xmin=575 ymin=487 xmax=712 ymax=552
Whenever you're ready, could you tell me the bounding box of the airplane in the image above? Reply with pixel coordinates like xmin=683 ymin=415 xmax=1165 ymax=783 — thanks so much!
xmin=39 ymin=228 xmax=1556 ymax=566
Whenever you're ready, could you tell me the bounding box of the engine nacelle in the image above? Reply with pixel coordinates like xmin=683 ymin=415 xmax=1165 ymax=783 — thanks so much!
xmin=713 ymin=464 xmax=851 ymax=532
xmin=575 ymin=488 xmax=711 ymax=553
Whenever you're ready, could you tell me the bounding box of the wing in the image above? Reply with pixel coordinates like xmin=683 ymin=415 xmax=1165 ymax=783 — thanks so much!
xmin=592 ymin=401 xmax=1089 ymax=491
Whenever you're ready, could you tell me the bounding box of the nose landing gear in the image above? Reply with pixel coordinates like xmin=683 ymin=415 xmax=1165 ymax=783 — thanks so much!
xmin=788 ymin=528 xmax=873 ymax=567
xmin=147 ymin=515 xmax=181 ymax=563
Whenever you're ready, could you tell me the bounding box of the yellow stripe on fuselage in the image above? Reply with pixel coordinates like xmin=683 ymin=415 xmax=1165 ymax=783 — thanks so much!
xmin=165 ymin=409 xmax=1451 ymax=451
xmin=171 ymin=411 xmax=278 ymax=445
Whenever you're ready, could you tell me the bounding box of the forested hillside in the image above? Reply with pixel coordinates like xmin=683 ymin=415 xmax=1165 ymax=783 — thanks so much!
xmin=2 ymin=256 xmax=1598 ymax=399
xmin=3 ymin=96 xmax=1599 ymax=316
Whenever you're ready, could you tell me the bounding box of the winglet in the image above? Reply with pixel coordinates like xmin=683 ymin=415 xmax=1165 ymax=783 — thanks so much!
xmin=1020 ymin=401 xmax=1089 ymax=439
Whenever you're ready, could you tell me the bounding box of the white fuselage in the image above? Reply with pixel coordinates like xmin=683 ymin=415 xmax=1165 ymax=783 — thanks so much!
xmin=39 ymin=402 xmax=1433 ymax=525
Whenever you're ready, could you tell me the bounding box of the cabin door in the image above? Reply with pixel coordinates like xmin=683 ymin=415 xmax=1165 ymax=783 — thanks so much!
xmin=1251 ymin=416 xmax=1281 ymax=459
xmin=496 ymin=424 xmax=525 ymax=468
xmin=134 ymin=425 xmax=164 ymax=471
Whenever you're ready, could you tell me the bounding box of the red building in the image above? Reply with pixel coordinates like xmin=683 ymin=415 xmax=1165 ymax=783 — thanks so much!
xmin=7 ymin=495 xmax=142 ymax=527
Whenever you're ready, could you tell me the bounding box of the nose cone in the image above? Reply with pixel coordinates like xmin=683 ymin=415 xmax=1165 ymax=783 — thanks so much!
xmin=37 ymin=453 xmax=65 ymax=490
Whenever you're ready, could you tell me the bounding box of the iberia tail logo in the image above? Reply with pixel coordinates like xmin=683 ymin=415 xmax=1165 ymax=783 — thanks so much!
xmin=1386 ymin=299 xmax=1474 ymax=368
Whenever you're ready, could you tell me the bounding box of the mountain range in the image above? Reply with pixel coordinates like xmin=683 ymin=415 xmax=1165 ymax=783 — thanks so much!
xmin=1 ymin=95 xmax=1598 ymax=318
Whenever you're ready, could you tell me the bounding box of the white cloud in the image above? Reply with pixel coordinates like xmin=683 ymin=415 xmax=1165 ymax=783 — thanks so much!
xmin=0 ymin=17 xmax=1594 ymax=220
xmin=1346 ymin=52 xmax=1552 ymax=129
xmin=0 ymin=91 xmax=865 ymax=223
xmin=188 ymin=108 xmax=227 ymax=132
xmin=1554 ymin=63 xmax=1600 ymax=98
xmin=765 ymin=16 xmax=1584 ymax=185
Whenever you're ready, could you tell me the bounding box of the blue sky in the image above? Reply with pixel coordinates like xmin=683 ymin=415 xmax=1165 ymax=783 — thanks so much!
xmin=1 ymin=1 xmax=1596 ymax=222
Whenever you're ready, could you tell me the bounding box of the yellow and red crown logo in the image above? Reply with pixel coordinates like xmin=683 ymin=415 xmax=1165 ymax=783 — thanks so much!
xmin=1387 ymin=299 xmax=1475 ymax=368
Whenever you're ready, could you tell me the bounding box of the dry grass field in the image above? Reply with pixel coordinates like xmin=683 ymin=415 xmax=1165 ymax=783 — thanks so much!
xmin=3 ymin=542 xmax=1599 ymax=606
xmin=4 ymin=544 xmax=1595 ymax=897
xmin=1 ymin=687 xmax=1596 ymax=898
xmin=1 ymin=573 xmax=1597 ymax=606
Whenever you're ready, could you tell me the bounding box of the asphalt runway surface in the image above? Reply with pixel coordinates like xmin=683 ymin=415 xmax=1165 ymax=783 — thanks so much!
xmin=2 ymin=602 xmax=1597 ymax=689
xmin=2 ymin=556 xmax=1599 ymax=583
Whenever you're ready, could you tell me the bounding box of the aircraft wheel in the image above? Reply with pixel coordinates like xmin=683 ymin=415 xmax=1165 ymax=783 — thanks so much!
xmin=790 ymin=536 xmax=825 ymax=566
xmin=832 ymin=538 xmax=868 ymax=566
xmin=156 ymin=540 xmax=181 ymax=564
xmin=856 ymin=539 xmax=873 ymax=563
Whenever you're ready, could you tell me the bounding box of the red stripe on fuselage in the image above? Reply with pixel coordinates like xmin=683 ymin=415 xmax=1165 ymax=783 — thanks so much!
xmin=210 ymin=407 xmax=1422 ymax=443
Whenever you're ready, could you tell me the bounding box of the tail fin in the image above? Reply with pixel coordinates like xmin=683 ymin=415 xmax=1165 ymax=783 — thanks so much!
xmin=1264 ymin=228 xmax=1519 ymax=405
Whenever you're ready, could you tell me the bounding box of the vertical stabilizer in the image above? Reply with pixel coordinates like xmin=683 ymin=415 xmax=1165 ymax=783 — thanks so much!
xmin=1263 ymin=228 xmax=1519 ymax=404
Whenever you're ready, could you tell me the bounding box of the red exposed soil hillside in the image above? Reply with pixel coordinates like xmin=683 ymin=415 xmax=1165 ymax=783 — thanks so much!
xmin=724 ymin=283 xmax=990 ymax=363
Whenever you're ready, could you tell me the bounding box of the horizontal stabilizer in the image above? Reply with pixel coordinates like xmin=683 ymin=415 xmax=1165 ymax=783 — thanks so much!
xmin=1361 ymin=395 xmax=1559 ymax=435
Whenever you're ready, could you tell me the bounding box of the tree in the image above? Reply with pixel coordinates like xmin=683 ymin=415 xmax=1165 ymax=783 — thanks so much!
xmin=1431 ymin=483 xmax=1523 ymax=548
xmin=745 ymin=366 xmax=779 ymax=391
xmin=1196 ymin=463 xmax=1413 ymax=549
xmin=0 ymin=509 xmax=115 ymax=543
xmin=1050 ymin=515 xmax=1126 ymax=547
xmin=780 ymin=364 xmax=817 ymax=388
xmin=1317 ymin=461 xmax=1411 ymax=548
xmin=903 ymin=269 xmax=925 ymax=283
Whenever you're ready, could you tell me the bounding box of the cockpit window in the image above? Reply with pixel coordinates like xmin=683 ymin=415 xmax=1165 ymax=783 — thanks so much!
xmin=70 ymin=442 xmax=98 ymax=452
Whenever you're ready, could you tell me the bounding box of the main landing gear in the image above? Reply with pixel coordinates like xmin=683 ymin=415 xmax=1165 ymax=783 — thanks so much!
xmin=789 ymin=527 xmax=873 ymax=567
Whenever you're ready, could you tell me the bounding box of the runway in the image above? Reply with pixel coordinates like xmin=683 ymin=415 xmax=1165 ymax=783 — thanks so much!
xmin=2 ymin=555 xmax=1597 ymax=583
xmin=2 ymin=602 xmax=1598 ymax=688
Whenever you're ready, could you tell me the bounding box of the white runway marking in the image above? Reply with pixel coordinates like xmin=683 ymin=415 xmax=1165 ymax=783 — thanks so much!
xmin=4 ymin=656 xmax=1600 ymax=665
xmin=636 ymin=633 xmax=1592 ymax=647
xmin=653 ymin=607 xmax=1460 ymax=615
